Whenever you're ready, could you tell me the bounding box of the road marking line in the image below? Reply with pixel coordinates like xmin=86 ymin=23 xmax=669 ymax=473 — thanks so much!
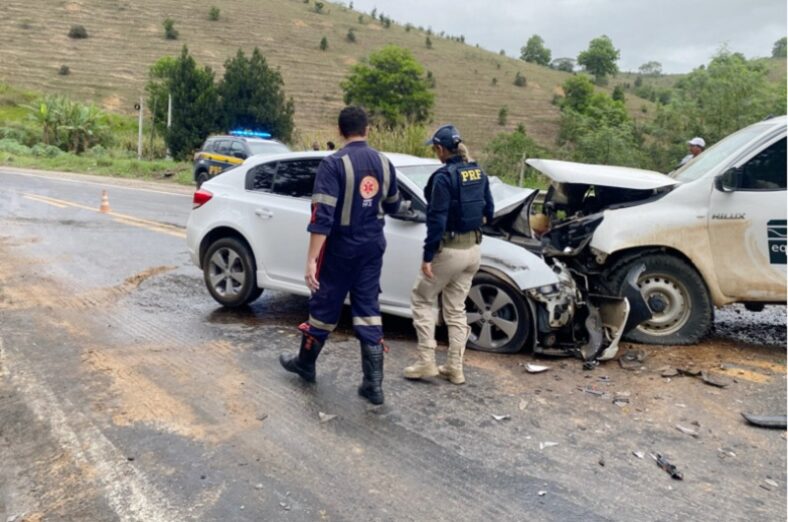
xmin=0 ymin=336 xmax=179 ymax=522
xmin=1 ymin=168 xmax=192 ymax=198
xmin=23 ymin=194 xmax=68 ymax=208
xmin=21 ymin=192 xmax=187 ymax=239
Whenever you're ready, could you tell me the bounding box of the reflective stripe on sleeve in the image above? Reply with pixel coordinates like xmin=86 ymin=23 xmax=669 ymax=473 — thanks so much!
xmin=312 ymin=193 xmax=338 ymax=207
xmin=309 ymin=315 xmax=337 ymax=332
xmin=341 ymin=155 xmax=355 ymax=226
xmin=352 ymin=316 xmax=382 ymax=326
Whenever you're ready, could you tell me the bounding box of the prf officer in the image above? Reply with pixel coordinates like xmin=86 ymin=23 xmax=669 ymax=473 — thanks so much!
xmin=404 ymin=125 xmax=494 ymax=385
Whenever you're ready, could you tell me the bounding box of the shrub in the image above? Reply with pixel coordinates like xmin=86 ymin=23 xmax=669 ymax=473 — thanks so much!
xmin=68 ymin=25 xmax=88 ymax=39
xmin=405 ymin=23 xmax=413 ymax=32
xmin=163 ymin=18 xmax=178 ymax=40
xmin=19 ymin=20 xmax=32 ymax=30
xmin=357 ymin=14 xmax=364 ymax=24
xmin=31 ymin=143 xmax=63 ymax=157
xmin=491 ymin=77 xmax=498 ymax=86
xmin=425 ymin=36 xmax=432 ymax=49
xmin=0 ymin=139 xmax=32 ymax=156
xmin=367 ymin=125 xmax=430 ymax=157
xmin=319 ymin=36 xmax=328 ymax=51
xmin=0 ymin=126 xmax=38 ymax=146
xmin=426 ymin=70 xmax=436 ymax=88
xmin=208 ymin=6 xmax=220 ymax=21
xmin=498 ymin=106 xmax=508 ymax=126
xmin=314 ymin=2 xmax=324 ymax=13
xmin=58 ymin=65 xmax=70 ymax=76
xmin=346 ymin=28 xmax=356 ymax=43
xmin=514 ymin=71 xmax=527 ymax=87
xmin=612 ymin=85 xmax=625 ymax=102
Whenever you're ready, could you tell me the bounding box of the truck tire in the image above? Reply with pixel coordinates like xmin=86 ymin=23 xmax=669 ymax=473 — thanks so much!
xmin=465 ymin=273 xmax=531 ymax=353
xmin=607 ymin=254 xmax=712 ymax=345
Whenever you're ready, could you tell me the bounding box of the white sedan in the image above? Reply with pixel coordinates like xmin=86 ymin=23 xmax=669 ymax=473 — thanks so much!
xmin=186 ymin=151 xmax=634 ymax=356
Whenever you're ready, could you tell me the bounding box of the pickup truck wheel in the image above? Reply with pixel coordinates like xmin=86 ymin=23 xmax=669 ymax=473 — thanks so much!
xmin=609 ymin=254 xmax=712 ymax=345
xmin=465 ymin=273 xmax=531 ymax=354
xmin=203 ymin=237 xmax=263 ymax=307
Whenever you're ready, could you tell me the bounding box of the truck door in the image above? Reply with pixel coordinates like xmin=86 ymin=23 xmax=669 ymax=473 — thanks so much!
xmin=708 ymin=137 xmax=787 ymax=301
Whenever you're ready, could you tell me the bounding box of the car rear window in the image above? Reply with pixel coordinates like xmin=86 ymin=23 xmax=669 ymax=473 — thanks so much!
xmin=246 ymin=162 xmax=278 ymax=191
xmin=272 ymin=159 xmax=322 ymax=198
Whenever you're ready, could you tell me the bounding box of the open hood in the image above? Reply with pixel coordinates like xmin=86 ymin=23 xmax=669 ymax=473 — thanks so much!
xmin=526 ymin=159 xmax=679 ymax=190
xmin=489 ymin=177 xmax=536 ymax=218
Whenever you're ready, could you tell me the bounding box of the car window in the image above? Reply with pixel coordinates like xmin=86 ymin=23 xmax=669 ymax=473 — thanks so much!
xmin=671 ymin=124 xmax=769 ymax=183
xmin=247 ymin=141 xmax=290 ymax=156
xmin=739 ymin=138 xmax=786 ymax=191
xmin=272 ymin=159 xmax=321 ymax=198
xmin=397 ymin=164 xmax=440 ymax=192
xmin=215 ymin=140 xmax=230 ymax=154
xmin=231 ymin=141 xmax=246 ymax=155
xmin=202 ymin=139 xmax=215 ymax=152
xmin=246 ymin=162 xmax=277 ymax=191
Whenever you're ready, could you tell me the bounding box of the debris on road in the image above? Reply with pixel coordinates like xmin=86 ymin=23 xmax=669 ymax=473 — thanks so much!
xmin=700 ymin=371 xmax=731 ymax=388
xmin=652 ymin=453 xmax=684 ymax=480
xmin=537 ymin=490 xmax=547 ymax=496
xmin=632 ymin=451 xmax=645 ymax=459
xmin=540 ymin=441 xmax=559 ymax=450
xmin=675 ymin=424 xmax=700 ymax=438
xmin=318 ymin=412 xmax=337 ymax=423
xmin=577 ymin=385 xmax=606 ymax=397
xmin=660 ymin=367 xmax=679 ymax=377
xmin=492 ymin=414 xmax=511 ymax=422
xmin=598 ymin=457 xmax=606 ymax=467
xmin=518 ymin=399 xmax=529 ymax=411
xmin=256 ymin=413 xmax=269 ymax=422
xmin=279 ymin=502 xmax=291 ymax=511
xmin=613 ymin=391 xmax=631 ymax=407
xmin=741 ymin=413 xmax=788 ymax=429
xmin=717 ymin=447 xmax=737 ymax=459
xmin=525 ymin=363 xmax=550 ymax=373
xmin=677 ymin=367 xmax=701 ymax=377
xmin=619 ymin=348 xmax=647 ymax=370
xmin=763 ymin=479 xmax=779 ymax=490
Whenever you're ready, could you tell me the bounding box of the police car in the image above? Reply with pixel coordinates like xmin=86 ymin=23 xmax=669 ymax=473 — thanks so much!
xmin=193 ymin=131 xmax=290 ymax=187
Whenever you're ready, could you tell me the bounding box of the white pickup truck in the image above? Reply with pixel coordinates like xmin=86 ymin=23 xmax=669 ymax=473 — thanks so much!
xmin=526 ymin=115 xmax=786 ymax=345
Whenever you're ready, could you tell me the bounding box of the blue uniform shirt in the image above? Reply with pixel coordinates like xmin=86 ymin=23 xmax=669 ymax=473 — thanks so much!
xmin=308 ymin=141 xmax=400 ymax=252
xmin=422 ymin=156 xmax=494 ymax=262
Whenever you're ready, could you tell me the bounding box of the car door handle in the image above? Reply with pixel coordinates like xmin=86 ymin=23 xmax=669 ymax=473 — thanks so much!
xmin=255 ymin=208 xmax=274 ymax=219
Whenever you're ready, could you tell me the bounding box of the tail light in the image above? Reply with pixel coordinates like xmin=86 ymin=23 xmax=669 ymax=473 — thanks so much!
xmin=193 ymin=189 xmax=213 ymax=209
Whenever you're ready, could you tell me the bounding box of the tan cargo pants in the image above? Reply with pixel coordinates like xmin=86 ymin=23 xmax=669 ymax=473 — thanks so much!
xmin=411 ymin=245 xmax=481 ymax=349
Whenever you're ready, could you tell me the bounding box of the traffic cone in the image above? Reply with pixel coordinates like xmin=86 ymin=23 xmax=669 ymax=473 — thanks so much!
xmin=99 ymin=190 xmax=111 ymax=213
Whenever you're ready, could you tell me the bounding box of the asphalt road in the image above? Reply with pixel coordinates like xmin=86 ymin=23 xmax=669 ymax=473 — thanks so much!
xmin=0 ymin=167 xmax=786 ymax=522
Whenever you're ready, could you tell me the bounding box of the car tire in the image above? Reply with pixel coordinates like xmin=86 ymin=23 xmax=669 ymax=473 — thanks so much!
xmin=464 ymin=272 xmax=531 ymax=354
xmin=203 ymin=237 xmax=263 ymax=307
xmin=196 ymin=171 xmax=209 ymax=188
xmin=607 ymin=254 xmax=712 ymax=345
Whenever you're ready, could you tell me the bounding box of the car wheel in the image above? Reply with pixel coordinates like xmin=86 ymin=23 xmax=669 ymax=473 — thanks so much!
xmin=465 ymin=272 xmax=531 ymax=353
xmin=203 ymin=237 xmax=263 ymax=307
xmin=196 ymin=171 xmax=209 ymax=188
xmin=608 ymin=254 xmax=712 ymax=345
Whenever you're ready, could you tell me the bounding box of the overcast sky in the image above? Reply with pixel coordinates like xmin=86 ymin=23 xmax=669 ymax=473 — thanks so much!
xmin=348 ymin=0 xmax=787 ymax=73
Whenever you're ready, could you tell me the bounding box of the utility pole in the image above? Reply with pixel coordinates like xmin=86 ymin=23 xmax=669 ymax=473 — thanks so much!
xmin=165 ymin=93 xmax=172 ymax=160
xmin=137 ymin=96 xmax=144 ymax=160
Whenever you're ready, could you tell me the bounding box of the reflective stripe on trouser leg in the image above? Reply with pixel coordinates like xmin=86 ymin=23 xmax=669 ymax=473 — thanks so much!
xmin=350 ymin=243 xmax=385 ymax=345
xmin=305 ymin=249 xmax=354 ymax=342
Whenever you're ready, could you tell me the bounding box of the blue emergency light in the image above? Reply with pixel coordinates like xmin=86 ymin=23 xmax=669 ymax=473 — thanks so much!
xmin=229 ymin=129 xmax=272 ymax=139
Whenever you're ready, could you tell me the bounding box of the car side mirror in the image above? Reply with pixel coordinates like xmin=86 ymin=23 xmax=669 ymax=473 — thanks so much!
xmin=233 ymin=151 xmax=248 ymax=160
xmin=715 ymin=167 xmax=741 ymax=192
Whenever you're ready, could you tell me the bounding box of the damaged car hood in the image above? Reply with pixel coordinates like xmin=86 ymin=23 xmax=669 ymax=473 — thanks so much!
xmin=527 ymin=159 xmax=679 ymax=190
xmin=489 ymin=177 xmax=536 ymax=217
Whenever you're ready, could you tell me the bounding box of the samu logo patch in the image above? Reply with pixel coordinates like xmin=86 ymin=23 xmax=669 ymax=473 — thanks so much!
xmin=359 ymin=175 xmax=379 ymax=200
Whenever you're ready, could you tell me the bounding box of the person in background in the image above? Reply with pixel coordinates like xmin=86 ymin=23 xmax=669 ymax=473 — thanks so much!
xmin=311 ymin=141 xmax=321 ymax=151
xmin=679 ymin=137 xmax=705 ymax=167
xmin=280 ymin=106 xmax=402 ymax=406
xmin=403 ymin=125 xmax=493 ymax=385
xmin=326 ymin=141 xmax=336 ymax=151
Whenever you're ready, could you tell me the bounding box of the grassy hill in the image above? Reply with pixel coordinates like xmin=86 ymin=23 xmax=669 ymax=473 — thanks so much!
xmin=0 ymin=0 xmax=653 ymax=152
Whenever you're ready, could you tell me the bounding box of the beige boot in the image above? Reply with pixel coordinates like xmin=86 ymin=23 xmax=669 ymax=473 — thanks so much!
xmin=403 ymin=344 xmax=439 ymax=380
xmin=438 ymin=343 xmax=466 ymax=385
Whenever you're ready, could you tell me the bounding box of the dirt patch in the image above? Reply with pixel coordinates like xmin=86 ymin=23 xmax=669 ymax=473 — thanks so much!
xmin=63 ymin=1 xmax=81 ymax=13
xmin=101 ymin=94 xmax=122 ymax=112
xmin=292 ymin=19 xmax=307 ymax=28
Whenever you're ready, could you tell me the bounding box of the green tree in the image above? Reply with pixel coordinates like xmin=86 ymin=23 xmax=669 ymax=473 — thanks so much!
xmin=551 ymin=57 xmax=574 ymax=73
xmin=341 ymin=45 xmax=435 ymax=127
xmin=218 ymin=48 xmax=295 ymax=142
xmin=577 ymin=35 xmax=620 ymax=83
xmin=346 ymin=28 xmax=356 ymax=43
xmin=514 ymin=71 xmax=527 ymax=87
xmin=208 ymin=6 xmax=220 ymax=21
xmin=520 ymin=35 xmax=551 ymax=66
xmin=638 ymin=61 xmax=662 ymax=76
xmin=773 ymin=37 xmax=787 ymax=58
xmin=163 ymin=18 xmax=178 ymax=40
xmin=164 ymin=46 xmax=219 ymax=160
xmin=481 ymin=126 xmax=544 ymax=184
xmin=425 ymin=36 xmax=432 ymax=49
xmin=320 ymin=36 xmax=328 ymax=51
xmin=560 ymin=75 xmax=595 ymax=113
xmin=498 ymin=106 xmax=508 ymax=126
xmin=612 ymin=85 xmax=625 ymax=102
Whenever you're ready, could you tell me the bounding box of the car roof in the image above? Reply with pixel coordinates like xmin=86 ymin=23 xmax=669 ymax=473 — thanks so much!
xmin=242 ymin=150 xmax=439 ymax=169
xmin=206 ymin=135 xmax=284 ymax=143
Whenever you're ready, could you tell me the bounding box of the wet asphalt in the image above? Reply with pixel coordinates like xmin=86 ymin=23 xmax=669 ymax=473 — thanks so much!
xmin=0 ymin=167 xmax=785 ymax=521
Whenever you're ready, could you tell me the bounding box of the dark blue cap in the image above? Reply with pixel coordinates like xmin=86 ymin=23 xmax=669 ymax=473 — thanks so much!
xmin=425 ymin=124 xmax=462 ymax=148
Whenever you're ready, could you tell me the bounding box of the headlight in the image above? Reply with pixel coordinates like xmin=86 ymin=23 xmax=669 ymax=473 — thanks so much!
xmin=538 ymin=284 xmax=557 ymax=294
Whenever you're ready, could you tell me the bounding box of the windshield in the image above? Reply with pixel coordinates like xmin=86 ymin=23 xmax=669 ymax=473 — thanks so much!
xmin=671 ymin=124 xmax=768 ymax=183
xmin=247 ymin=141 xmax=290 ymax=156
xmin=398 ymin=164 xmax=440 ymax=191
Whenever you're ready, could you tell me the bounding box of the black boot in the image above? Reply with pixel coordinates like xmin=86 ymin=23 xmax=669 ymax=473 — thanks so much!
xmin=358 ymin=343 xmax=385 ymax=405
xmin=280 ymin=334 xmax=324 ymax=383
